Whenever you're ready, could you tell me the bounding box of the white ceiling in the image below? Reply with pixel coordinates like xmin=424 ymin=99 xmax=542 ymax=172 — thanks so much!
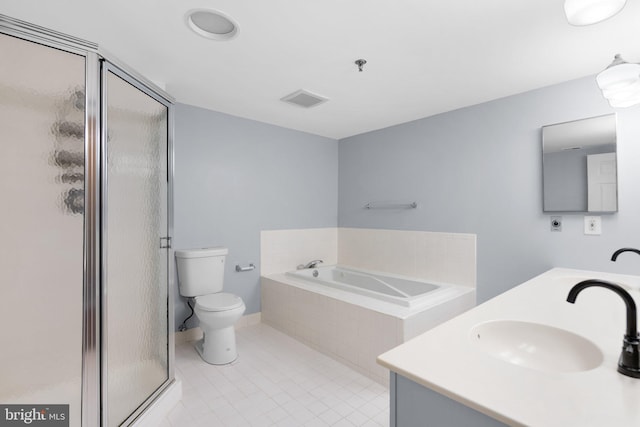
xmin=3 ymin=0 xmax=640 ymax=139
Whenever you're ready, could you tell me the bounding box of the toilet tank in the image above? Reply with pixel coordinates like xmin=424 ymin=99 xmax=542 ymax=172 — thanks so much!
xmin=175 ymin=247 xmax=228 ymax=297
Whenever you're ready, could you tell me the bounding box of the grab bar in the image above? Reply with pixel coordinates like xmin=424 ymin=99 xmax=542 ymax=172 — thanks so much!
xmin=365 ymin=201 xmax=417 ymax=209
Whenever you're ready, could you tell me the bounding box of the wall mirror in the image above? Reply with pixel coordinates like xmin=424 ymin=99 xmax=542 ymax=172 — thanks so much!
xmin=542 ymin=114 xmax=618 ymax=213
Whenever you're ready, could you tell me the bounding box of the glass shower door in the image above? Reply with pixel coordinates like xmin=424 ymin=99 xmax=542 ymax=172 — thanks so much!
xmin=0 ymin=33 xmax=85 ymax=426
xmin=103 ymin=66 xmax=170 ymax=426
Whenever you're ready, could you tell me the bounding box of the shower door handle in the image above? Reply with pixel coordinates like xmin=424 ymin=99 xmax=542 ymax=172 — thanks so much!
xmin=160 ymin=236 xmax=171 ymax=249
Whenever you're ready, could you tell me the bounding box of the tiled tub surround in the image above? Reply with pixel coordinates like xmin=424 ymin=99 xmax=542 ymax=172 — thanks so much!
xmin=262 ymin=272 xmax=475 ymax=385
xmin=260 ymin=227 xmax=477 ymax=385
xmin=261 ymin=228 xmax=338 ymax=277
xmin=338 ymin=228 xmax=476 ymax=288
xmin=260 ymin=228 xmax=477 ymax=287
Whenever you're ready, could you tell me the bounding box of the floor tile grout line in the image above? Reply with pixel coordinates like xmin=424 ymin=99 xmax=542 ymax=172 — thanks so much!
xmin=166 ymin=323 xmax=390 ymax=427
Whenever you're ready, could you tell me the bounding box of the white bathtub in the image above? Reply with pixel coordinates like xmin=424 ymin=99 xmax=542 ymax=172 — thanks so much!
xmin=262 ymin=265 xmax=476 ymax=384
xmin=287 ymin=265 xmax=445 ymax=308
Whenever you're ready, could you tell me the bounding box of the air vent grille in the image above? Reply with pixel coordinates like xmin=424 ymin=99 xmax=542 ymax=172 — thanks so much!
xmin=280 ymin=90 xmax=328 ymax=108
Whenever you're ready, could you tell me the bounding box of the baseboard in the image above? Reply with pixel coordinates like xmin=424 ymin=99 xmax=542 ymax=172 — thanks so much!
xmin=174 ymin=312 xmax=261 ymax=344
xmin=236 ymin=312 xmax=261 ymax=329
xmin=175 ymin=327 xmax=203 ymax=344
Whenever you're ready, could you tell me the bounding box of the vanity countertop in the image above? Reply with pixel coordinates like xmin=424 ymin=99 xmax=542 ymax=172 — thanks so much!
xmin=377 ymin=268 xmax=640 ymax=426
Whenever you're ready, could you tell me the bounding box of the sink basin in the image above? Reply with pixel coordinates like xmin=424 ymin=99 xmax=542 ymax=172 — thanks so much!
xmin=469 ymin=320 xmax=603 ymax=373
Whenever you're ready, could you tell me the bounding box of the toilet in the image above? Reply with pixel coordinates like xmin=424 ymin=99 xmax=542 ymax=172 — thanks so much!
xmin=175 ymin=247 xmax=246 ymax=365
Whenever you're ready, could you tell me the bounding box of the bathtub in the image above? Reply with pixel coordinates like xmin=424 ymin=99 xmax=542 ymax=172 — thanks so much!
xmin=287 ymin=265 xmax=445 ymax=308
xmin=262 ymin=265 xmax=475 ymax=385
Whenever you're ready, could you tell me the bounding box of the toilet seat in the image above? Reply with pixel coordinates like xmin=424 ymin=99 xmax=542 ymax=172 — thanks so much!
xmin=196 ymin=293 xmax=243 ymax=312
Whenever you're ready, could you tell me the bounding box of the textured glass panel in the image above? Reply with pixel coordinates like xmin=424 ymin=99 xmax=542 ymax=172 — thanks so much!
xmin=105 ymin=71 xmax=168 ymax=426
xmin=0 ymin=34 xmax=84 ymax=427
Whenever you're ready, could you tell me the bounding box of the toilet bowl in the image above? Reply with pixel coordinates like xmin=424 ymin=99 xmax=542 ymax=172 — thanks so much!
xmin=175 ymin=247 xmax=246 ymax=365
xmin=193 ymin=292 xmax=245 ymax=364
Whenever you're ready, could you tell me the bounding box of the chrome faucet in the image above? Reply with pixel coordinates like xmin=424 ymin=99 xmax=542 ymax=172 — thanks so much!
xmin=297 ymin=259 xmax=323 ymax=270
xmin=567 ymin=279 xmax=640 ymax=378
xmin=611 ymin=247 xmax=640 ymax=262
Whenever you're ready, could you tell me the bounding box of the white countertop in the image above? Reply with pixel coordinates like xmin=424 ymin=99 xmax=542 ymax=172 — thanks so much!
xmin=377 ymin=268 xmax=640 ymax=427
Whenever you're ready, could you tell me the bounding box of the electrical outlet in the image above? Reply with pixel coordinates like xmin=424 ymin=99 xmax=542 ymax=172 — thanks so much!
xmin=584 ymin=216 xmax=602 ymax=235
xmin=550 ymin=216 xmax=562 ymax=232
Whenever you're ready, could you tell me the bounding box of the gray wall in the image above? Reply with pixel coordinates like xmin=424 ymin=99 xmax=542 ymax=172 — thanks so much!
xmin=174 ymin=74 xmax=640 ymax=329
xmin=173 ymin=103 xmax=338 ymax=329
xmin=338 ymin=75 xmax=640 ymax=303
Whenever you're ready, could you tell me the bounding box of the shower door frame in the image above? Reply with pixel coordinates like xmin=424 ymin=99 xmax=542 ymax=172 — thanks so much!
xmin=0 ymin=14 xmax=176 ymax=427
xmin=100 ymin=60 xmax=175 ymax=427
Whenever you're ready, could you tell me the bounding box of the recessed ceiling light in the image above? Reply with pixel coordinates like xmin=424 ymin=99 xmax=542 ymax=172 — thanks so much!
xmin=186 ymin=9 xmax=238 ymax=41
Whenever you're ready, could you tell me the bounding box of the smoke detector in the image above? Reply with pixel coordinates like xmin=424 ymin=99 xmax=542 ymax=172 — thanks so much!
xmin=280 ymin=90 xmax=328 ymax=108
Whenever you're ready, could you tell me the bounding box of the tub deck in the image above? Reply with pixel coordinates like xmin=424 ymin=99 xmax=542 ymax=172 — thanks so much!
xmin=261 ymin=268 xmax=475 ymax=385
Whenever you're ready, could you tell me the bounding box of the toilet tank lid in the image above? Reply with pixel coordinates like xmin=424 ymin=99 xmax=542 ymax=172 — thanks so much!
xmin=175 ymin=247 xmax=228 ymax=258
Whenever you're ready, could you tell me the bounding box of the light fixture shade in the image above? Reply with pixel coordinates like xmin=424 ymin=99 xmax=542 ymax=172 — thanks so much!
xmin=596 ymin=55 xmax=640 ymax=108
xmin=564 ymin=0 xmax=627 ymax=26
xmin=186 ymin=9 xmax=238 ymax=41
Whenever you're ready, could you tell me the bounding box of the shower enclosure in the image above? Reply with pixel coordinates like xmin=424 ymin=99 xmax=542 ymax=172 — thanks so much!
xmin=0 ymin=15 xmax=175 ymax=426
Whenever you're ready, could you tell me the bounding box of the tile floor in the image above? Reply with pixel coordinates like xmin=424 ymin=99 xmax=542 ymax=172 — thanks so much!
xmin=162 ymin=323 xmax=390 ymax=427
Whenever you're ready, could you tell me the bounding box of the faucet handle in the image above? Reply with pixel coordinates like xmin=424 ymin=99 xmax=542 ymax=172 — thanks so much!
xmin=297 ymin=259 xmax=324 ymax=269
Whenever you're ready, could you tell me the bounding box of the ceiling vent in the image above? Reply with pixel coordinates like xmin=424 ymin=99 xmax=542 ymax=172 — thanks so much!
xmin=280 ymin=90 xmax=328 ymax=108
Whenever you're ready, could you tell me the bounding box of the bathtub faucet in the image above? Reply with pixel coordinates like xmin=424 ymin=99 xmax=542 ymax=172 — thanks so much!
xmin=297 ymin=260 xmax=324 ymax=270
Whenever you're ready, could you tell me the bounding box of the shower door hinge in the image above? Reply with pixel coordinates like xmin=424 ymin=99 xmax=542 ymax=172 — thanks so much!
xmin=160 ymin=236 xmax=172 ymax=249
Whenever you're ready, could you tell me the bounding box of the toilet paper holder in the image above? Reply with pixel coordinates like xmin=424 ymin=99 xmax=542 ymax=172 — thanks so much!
xmin=235 ymin=263 xmax=255 ymax=272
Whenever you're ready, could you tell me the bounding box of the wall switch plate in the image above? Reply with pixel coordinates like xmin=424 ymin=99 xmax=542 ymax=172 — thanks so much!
xmin=584 ymin=216 xmax=602 ymax=235
xmin=550 ymin=216 xmax=562 ymax=232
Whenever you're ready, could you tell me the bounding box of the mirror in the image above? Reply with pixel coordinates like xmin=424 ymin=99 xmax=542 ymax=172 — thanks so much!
xmin=542 ymin=114 xmax=617 ymax=213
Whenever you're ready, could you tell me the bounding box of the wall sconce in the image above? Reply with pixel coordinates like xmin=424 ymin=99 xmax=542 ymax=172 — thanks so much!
xmin=564 ymin=0 xmax=627 ymax=25
xmin=596 ymin=54 xmax=640 ymax=108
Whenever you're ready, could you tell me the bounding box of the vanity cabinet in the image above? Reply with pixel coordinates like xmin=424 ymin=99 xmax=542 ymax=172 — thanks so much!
xmin=379 ymin=269 xmax=640 ymax=426
xmin=391 ymin=373 xmax=508 ymax=427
